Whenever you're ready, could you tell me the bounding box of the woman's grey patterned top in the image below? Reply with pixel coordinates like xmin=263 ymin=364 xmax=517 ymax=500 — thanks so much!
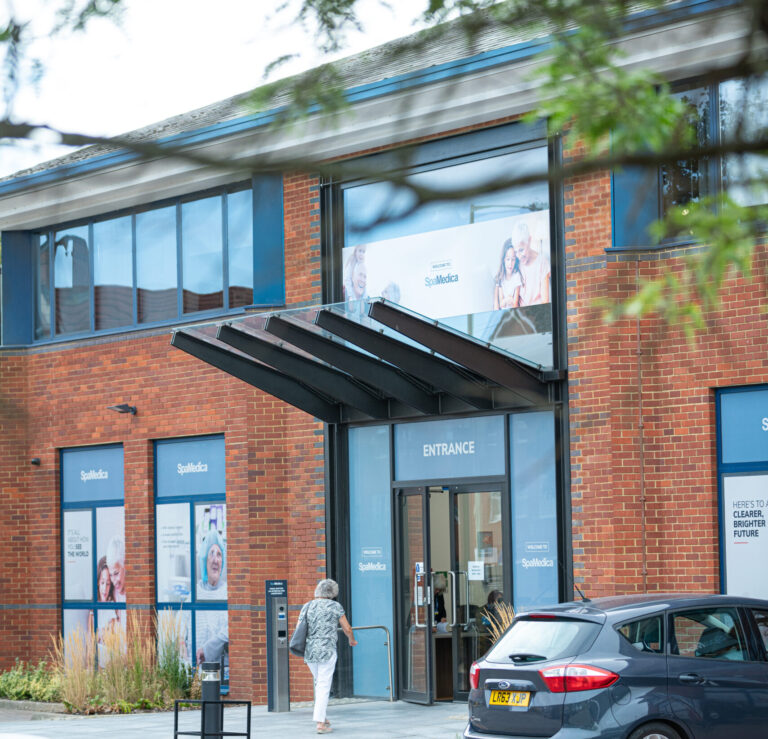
xmin=300 ymin=598 xmax=345 ymax=663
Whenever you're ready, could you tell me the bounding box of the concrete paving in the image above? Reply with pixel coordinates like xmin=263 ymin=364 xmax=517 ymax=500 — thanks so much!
xmin=0 ymin=698 xmax=470 ymax=738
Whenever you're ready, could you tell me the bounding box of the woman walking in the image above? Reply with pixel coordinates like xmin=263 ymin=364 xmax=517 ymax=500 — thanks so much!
xmin=300 ymin=579 xmax=357 ymax=734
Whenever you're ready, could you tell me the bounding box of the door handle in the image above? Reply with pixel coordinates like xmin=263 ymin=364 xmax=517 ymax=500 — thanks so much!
xmin=678 ymin=673 xmax=704 ymax=685
xmin=448 ymin=570 xmax=458 ymax=627
xmin=414 ymin=578 xmax=424 ymax=628
xmin=457 ymin=570 xmax=470 ymax=626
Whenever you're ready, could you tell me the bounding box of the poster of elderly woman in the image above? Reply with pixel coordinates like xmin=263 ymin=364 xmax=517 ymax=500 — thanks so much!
xmin=195 ymin=503 xmax=227 ymax=601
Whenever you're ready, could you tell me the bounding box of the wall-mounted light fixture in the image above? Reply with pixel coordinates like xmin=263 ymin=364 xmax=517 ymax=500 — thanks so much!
xmin=30 ymin=458 xmax=41 ymax=466
xmin=107 ymin=403 xmax=137 ymax=415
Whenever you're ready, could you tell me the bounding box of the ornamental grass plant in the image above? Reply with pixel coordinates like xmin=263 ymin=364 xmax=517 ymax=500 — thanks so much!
xmin=484 ymin=601 xmax=516 ymax=644
xmin=46 ymin=608 xmax=195 ymax=713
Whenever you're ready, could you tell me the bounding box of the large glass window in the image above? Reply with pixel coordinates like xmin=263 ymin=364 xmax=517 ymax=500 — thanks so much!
xmin=54 ymin=225 xmax=90 ymax=335
xmin=342 ymin=135 xmax=553 ymax=367
xmin=93 ymin=215 xmax=133 ymax=330
xmin=227 ymin=189 xmax=254 ymax=308
xmin=137 ymin=205 xmax=177 ymax=324
xmin=155 ymin=436 xmax=228 ymax=685
xmin=182 ymin=196 xmax=223 ymax=314
xmin=33 ymin=183 xmax=261 ymax=340
xmin=61 ymin=445 xmax=126 ymax=665
xmin=34 ymin=233 xmax=50 ymax=340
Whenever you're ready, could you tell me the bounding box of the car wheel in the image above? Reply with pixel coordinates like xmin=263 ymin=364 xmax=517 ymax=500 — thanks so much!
xmin=628 ymin=723 xmax=682 ymax=739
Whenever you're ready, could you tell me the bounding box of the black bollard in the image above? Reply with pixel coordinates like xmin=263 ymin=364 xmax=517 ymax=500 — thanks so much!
xmin=201 ymin=661 xmax=222 ymax=739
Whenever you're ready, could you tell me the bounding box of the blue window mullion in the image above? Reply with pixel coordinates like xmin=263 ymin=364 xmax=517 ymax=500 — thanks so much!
xmin=222 ymin=193 xmax=230 ymax=311
xmin=131 ymin=213 xmax=138 ymax=326
xmin=176 ymin=201 xmax=183 ymax=318
xmin=88 ymin=222 xmax=95 ymax=333
xmin=48 ymin=230 xmax=55 ymax=339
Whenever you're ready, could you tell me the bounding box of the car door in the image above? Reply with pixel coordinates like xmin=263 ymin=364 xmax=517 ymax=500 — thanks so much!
xmin=667 ymin=605 xmax=766 ymax=739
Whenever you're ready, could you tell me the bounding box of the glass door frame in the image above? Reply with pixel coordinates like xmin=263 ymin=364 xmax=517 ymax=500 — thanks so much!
xmin=393 ymin=478 xmax=511 ymax=704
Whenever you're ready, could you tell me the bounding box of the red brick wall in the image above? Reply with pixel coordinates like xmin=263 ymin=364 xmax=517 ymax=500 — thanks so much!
xmin=0 ymin=171 xmax=324 ymax=704
xmin=564 ymin=152 xmax=768 ymax=597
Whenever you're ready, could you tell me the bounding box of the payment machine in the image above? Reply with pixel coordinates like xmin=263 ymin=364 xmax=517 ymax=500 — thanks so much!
xmin=265 ymin=579 xmax=290 ymax=712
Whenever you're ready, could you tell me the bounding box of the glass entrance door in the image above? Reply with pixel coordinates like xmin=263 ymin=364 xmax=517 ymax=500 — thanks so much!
xmin=396 ymin=485 xmax=505 ymax=703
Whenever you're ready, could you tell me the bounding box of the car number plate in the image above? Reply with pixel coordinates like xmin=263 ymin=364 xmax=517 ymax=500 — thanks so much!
xmin=489 ymin=690 xmax=531 ymax=707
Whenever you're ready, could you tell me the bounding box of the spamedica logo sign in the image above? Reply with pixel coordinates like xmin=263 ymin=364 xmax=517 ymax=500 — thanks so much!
xmin=62 ymin=445 xmax=124 ymax=503
xmin=156 ymin=436 xmax=225 ymax=498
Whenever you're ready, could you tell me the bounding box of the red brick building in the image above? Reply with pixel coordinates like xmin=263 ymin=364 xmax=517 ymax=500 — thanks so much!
xmin=0 ymin=0 xmax=766 ymax=706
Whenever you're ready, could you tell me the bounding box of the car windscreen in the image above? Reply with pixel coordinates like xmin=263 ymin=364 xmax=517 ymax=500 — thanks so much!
xmin=485 ymin=617 xmax=602 ymax=664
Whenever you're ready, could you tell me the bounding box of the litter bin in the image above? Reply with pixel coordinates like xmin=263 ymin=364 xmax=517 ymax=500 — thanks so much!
xmin=201 ymin=661 xmax=223 ymax=739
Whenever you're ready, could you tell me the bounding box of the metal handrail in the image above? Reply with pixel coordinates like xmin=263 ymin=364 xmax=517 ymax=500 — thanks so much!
xmin=339 ymin=624 xmax=394 ymax=702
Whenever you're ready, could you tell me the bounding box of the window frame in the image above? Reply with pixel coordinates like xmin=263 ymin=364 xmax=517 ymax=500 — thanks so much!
xmin=33 ymin=181 xmax=255 ymax=342
xmin=667 ymin=605 xmax=755 ymax=662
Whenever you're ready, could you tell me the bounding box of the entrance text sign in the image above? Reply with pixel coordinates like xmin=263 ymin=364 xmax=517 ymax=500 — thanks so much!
xmin=395 ymin=416 xmax=505 ymax=481
xmin=467 ymin=561 xmax=485 ymax=581
xmin=723 ymin=474 xmax=768 ymax=598
xmin=155 ymin=436 xmax=225 ymax=497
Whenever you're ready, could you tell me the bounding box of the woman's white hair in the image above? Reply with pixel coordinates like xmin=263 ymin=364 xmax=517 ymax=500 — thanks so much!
xmin=314 ymin=578 xmax=339 ymax=599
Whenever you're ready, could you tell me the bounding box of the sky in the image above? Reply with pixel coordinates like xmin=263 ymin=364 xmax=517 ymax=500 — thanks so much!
xmin=0 ymin=0 xmax=424 ymax=178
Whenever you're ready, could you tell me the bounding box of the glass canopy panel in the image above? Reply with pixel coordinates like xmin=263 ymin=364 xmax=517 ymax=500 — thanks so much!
xmin=342 ymin=146 xmax=552 ymax=367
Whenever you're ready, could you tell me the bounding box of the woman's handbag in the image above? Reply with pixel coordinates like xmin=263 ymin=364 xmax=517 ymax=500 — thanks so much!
xmin=289 ymin=602 xmax=310 ymax=657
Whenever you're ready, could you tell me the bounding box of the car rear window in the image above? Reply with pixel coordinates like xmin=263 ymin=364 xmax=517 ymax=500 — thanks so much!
xmin=485 ymin=617 xmax=601 ymax=664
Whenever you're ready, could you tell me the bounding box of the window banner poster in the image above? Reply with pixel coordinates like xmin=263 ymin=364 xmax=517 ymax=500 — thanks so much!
xmin=723 ymin=474 xmax=768 ymax=598
xmin=343 ymin=210 xmax=551 ymax=363
xmin=158 ymin=609 xmax=192 ymax=666
xmin=195 ymin=503 xmax=227 ymax=601
xmin=156 ymin=503 xmax=192 ymax=602
xmin=62 ymin=609 xmax=92 ymax=662
xmin=342 ymin=210 xmax=551 ymax=355
xmin=96 ymin=608 xmax=126 ymax=667
xmin=96 ymin=506 xmax=126 ymax=603
xmin=196 ymin=610 xmax=229 ymax=680
xmin=63 ymin=510 xmax=93 ymax=601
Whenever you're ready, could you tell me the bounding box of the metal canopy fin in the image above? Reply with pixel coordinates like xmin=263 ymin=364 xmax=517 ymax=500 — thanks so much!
xmin=264 ymin=315 xmax=440 ymax=415
xmin=171 ymin=330 xmax=341 ymax=424
xmin=315 ymin=309 xmax=495 ymax=410
xmin=217 ymin=323 xmax=388 ymax=419
xmin=368 ymin=300 xmax=552 ymax=405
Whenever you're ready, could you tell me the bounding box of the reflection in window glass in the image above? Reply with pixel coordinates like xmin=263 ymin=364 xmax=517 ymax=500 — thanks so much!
xmin=345 ymin=149 xmax=549 ymax=245
xmin=617 ymin=615 xmax=663 ymax=653
xmin=137 ymin=206 xmax=177 ymax=324
xmin=227 ymin=189 xmax=254 ymax=307
xmin=54 ymin=225 xmax=90 ymax=335
xmin=661 ymin=86 xmax=711 ymax=214
xmin=672 ymin=608 xmax=746 ymax=660
xmin=35 ymin=233 xmax=51 ymax=340
xmin=751 ymin=609 xmax=768 ymax=651
xmin=720 ymin=77 xmax=768 ymax=207
xmin=94 ymin=216 xmax=133 ymax=330
xmin=343 ymin=146 xmax=552 ymax=366
xmin=182 ymin=196 xmax=223 ymax=313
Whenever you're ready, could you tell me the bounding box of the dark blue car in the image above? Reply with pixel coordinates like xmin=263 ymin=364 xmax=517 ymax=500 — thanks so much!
xmin=464 ymin=593 xmax=768 ymax=739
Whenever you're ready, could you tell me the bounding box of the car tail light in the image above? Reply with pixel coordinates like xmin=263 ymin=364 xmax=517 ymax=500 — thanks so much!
xmin=469 ymin=661 xmax=480 ymax=690
xmin=539 ymin=664 xmax=619 ymax=693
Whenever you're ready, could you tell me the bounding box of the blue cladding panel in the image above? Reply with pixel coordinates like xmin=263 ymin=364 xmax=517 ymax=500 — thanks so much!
xmin=252 ymin=175 xmax=285 ymax=306
xmin=719 ymin=388 xmax=768 ymax=464
xmin=510 ymin=412 xmax=559 ymax=609
xmin=62 ymin=445 xmax=124 ymax=503
xmin=156 ymin=436 xmax=226 ymax=498
xmin=349 ymin=426 xmax=393 ymax=698
xmin=611 ymin=166 xmax=659 ymax=248
xmin=395 ymin=416 xmax=505 ymax=481
xmin=1 ymin=231 xmax=34 ymax=345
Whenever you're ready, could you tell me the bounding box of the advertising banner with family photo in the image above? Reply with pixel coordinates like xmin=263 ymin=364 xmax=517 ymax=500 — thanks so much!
xmin=342 ymin=210 xmax=552 ymax=365
xmin=156 ymin=503 xmax=192 ymax=602
xmin=96 ymin=506 xmax=126 ymax=603
xmin=195 ymin=503 xmax=227 ymax=601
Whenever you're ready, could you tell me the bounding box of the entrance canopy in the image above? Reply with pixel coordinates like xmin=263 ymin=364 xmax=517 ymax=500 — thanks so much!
xmin=171 ymin=299 xmax=563 ymax=424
